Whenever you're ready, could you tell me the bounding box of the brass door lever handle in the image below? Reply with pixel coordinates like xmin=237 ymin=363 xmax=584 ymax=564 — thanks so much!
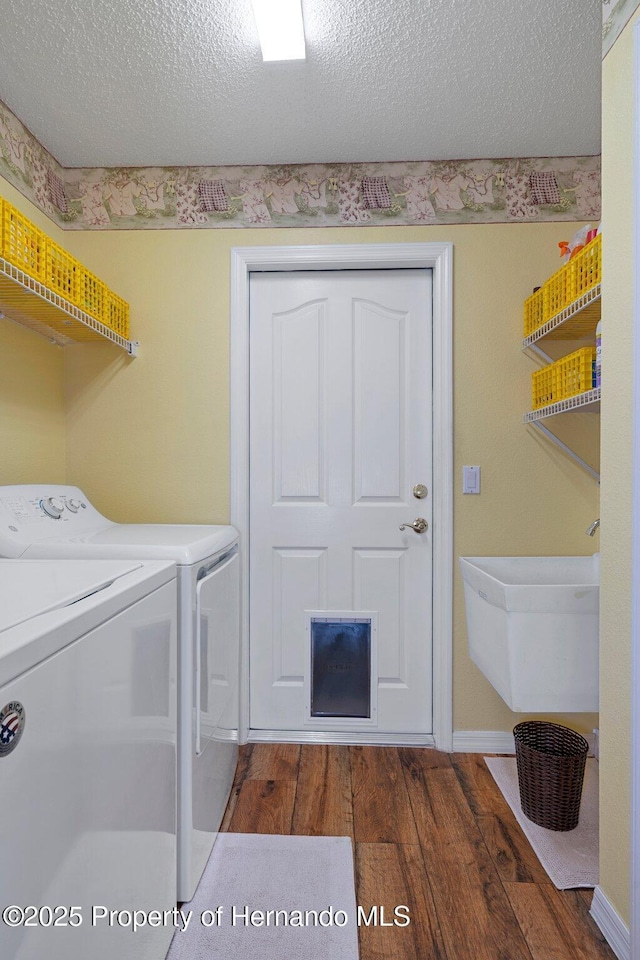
xmin=399 ymin=518 xmax=428 ymax=533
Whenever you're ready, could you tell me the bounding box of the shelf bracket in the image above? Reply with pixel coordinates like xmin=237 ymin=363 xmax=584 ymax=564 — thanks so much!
xmin=528 ymin=420 xmax=600 ymax=484
xmin=524 ymin=342 xmax=553 ymax=364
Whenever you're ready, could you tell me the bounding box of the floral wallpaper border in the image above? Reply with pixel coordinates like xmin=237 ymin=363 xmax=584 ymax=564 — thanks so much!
xmin=603 ymin=0 xmax=640 ymax=57
xmin=0 ymin=98 xmax=601 ymax=232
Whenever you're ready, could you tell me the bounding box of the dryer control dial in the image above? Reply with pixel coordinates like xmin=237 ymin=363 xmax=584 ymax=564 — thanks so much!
xmin=66 ymin=498 xmax=81 ymax=513
xmin=41 ymin=497 xmax=65 ymax=519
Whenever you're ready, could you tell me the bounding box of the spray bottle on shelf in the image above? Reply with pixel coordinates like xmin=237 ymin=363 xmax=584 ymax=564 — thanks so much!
xmin=595 ymin=320 xmax=602 ymax=388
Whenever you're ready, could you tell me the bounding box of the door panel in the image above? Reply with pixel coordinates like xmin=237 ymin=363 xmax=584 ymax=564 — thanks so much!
xmin=272 ymin=547 xmax=328 ymax=686
xmin=275 ymin=301 xmax=326 ymax=501
xmin=353 ymin=299 xmax=405 ymax=501
xmin=353 ymin=547 xmax=407 ymax=684
xmin=249 ymin=269 xmax=432 ymax=734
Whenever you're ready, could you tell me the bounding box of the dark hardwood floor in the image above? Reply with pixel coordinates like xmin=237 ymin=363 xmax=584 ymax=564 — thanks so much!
xmin=220 ymin=744 xmax=615 ymax=960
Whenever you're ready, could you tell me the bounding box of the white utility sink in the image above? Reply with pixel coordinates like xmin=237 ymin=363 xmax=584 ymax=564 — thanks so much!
xmin=459 ymin=556 xmax=599 ymax=713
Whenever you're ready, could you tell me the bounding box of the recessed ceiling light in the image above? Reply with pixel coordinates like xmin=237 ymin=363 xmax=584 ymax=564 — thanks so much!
xmin=250 ymin=0 xmax=306 ymax=61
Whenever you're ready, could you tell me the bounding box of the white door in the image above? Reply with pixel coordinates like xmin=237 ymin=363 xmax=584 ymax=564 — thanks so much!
xmin=249 ymin=269 xmax=433 ymax=735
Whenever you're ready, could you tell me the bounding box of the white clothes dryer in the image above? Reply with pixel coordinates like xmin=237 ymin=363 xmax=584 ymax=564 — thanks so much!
xmin=0 ymin=485 xmax=239 ymax=903
xmin=0 ymin=557 xmax=177 ymax=960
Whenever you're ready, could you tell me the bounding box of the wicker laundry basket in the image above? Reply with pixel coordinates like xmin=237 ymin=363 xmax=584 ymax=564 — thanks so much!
xmin=513 ymin=721 xmax=589 ymax=832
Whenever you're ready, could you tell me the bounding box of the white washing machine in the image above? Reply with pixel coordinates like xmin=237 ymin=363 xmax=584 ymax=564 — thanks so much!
xmin=0 ymin=557 xmax=177 ymax=960
xmin=0 ymin=485 xmax=240 ymax=902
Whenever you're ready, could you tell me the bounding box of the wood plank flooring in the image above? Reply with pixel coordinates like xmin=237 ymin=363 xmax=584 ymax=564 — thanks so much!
xmin=220 ymin=744 xmax=615 ymax=960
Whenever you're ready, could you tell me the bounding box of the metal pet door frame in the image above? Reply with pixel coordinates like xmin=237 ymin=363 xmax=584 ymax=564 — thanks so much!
xmin=304 ymin=610 xmax=378 ymax=728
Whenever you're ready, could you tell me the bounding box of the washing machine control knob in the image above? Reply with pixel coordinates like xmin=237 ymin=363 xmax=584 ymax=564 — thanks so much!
xmin=66 ymin=499 xmax=81 ymax=513
xmin=41 ymin=497 xmax=65 ymax=519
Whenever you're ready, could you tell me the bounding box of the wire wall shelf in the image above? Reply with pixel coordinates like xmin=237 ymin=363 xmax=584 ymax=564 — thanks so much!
xmin=0 ymin=257 xmax=138 ymax=356
xmin=523 ymin=388 xmax=601 ymax=422
xmin=523 ymin=284 xmax=601 ymax=349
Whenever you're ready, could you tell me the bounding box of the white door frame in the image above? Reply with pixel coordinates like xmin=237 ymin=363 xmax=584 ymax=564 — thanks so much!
xmin=230 ymin=242 xmax=454 ymax=751
xmin=632 ymin=22 xmax=640 ymax=960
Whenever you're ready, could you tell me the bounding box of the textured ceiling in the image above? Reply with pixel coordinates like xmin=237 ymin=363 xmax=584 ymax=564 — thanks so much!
xmin=0 ymin=0 xmax=602 ymax=168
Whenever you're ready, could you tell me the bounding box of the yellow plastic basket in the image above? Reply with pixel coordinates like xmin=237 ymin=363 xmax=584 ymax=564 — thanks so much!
xmin=1 ymin=201 xmax=46 ymax=281
xmin=523 ymin=287 xmax=545 ymax=338
xmin=105 ymin=290 xmax=130 ymax=339
xmin=531 ymin=363 xmax=557 ymax=410
xmin=539 ymin=234 xmax=602 ymax=325
xmin=0 ymin=194 xmax=132 ymax=344
xmin=45 ymin=240 xmax=80 ymax=304
xmin=542 ymin=265 xmax=570 ymax=323
xmin=568 ymin=234 xmax=602 ymax=302
xmin=79 ymin=268 xmax=106 ymax=323
xmin=554 ymin=347 xmax=596 ymax=400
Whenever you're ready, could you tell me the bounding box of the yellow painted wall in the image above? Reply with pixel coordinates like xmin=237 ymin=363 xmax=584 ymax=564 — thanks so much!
xmin=599 ymin=10 xmax=638 ymax=927
xmin=63 ymin=222 xmax=600 ymax=737
xmin=0 ymin=177 xmax=66 ymax=482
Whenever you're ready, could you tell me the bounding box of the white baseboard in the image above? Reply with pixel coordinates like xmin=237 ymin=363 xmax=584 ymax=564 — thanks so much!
xmin=453 ymin=730 xmax=516 ymax=754
xmin=452 ymin=729 xmax=596 ymax=756
xmin=590 ymin=886 xmax=630 ymax=960
xmin=248 ymin=729 xmax=436 ymax=747
xmin=246 ymin=728 xmax=595 ymax=755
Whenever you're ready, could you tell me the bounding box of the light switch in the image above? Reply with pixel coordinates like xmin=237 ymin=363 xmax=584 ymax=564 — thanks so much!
xmin=463 ymin=465 xmax=481 ymax=494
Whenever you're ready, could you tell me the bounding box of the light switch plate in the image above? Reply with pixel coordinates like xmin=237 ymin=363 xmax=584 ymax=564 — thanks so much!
xmin=463 ymin=465 xmax=481 ymax=494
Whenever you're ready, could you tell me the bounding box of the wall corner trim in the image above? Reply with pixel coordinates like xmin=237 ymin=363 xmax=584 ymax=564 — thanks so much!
xmin=590 ymin=886 xmax=630 ymax=960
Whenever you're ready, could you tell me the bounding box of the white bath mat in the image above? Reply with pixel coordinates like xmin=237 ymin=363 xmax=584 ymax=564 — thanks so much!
xmin=485 ymin=756 xmax=599 ymax=889
xmin=167 ymin=833 xmax=359 ymax=960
